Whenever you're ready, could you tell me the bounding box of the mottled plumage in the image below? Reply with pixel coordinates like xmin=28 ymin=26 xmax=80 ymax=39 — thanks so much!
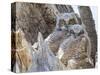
xmin=45 ymin=29 xmax=68 ymax=55
xmin=57 ymin=25 xmax=93 ymax=68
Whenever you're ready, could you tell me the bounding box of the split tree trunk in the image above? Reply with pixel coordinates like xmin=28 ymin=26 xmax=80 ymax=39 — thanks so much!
xmin=78 ymin=6 xmax=97 ymax=67
xmin=55 ymin=5 xmax=74 ymax=13
xmin=12 ymin=2 xmax=74 ymax=45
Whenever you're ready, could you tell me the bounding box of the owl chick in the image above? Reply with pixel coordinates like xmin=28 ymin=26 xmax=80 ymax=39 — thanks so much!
xmin=57 ymin=24 xmax=93 ymax=68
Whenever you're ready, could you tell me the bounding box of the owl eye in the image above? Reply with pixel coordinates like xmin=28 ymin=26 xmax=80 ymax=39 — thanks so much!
xmin=57 ymin=28 xmax=62 ymax=31
xmin=77 ymin=30 xmax=84 ymax=36
xmin=70 ymin=30 xmax=74 ymax=34
xmin=80 ymin=30 xmax=84 ymax=34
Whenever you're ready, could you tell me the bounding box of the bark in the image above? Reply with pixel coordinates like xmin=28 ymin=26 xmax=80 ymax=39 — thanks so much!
xmin=37 ymin=4 xmax=56 ymax=35
xmin=55 ymin=5 xmax=74 ymax=13
xmin=12 ymin=2 xmax=49 ymax=45
xmin=12 ymin=2 xmax=75 ymax=45
xmin=78 ymin=6 xmax=97 ymax=67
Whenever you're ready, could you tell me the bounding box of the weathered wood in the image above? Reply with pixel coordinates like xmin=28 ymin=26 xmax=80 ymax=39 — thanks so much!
xmin=36 ymin=32 xmax=66 ymax=71
xmin=78 ymin=6 xmax=97 ymax=67
xmin=12 ymin=2 xmax=51 ymax=45
xmin=11 ymin=29 xmax=33 ymax=72
xmin=56 ymin=5 xmax=74 ymax=13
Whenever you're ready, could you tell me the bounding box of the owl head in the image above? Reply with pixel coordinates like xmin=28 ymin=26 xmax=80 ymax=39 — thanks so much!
xmin=67 ymin=24 xmax=84 ymax=38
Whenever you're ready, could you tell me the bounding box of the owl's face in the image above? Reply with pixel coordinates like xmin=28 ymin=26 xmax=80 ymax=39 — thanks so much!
xmin=68 ymin=24 xmax=84 ymax=38
xmin=56 ymin=13 xmax=80 ymax=29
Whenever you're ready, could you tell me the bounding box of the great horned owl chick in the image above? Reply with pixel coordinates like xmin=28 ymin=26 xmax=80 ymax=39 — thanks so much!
xmin=57 ymin=25 xmax=93 ymax=68
xmin=45 ymin=28 xmax=68 ymax=55
xmin=55 ymin=12 xmax=81 ymax=30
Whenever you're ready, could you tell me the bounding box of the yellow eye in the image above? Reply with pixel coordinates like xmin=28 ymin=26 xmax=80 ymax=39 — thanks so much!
xmin=70 ymin=30 xmax=74 ymax=34
xmin=68 ymin=19 xmax=76 ymax=25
